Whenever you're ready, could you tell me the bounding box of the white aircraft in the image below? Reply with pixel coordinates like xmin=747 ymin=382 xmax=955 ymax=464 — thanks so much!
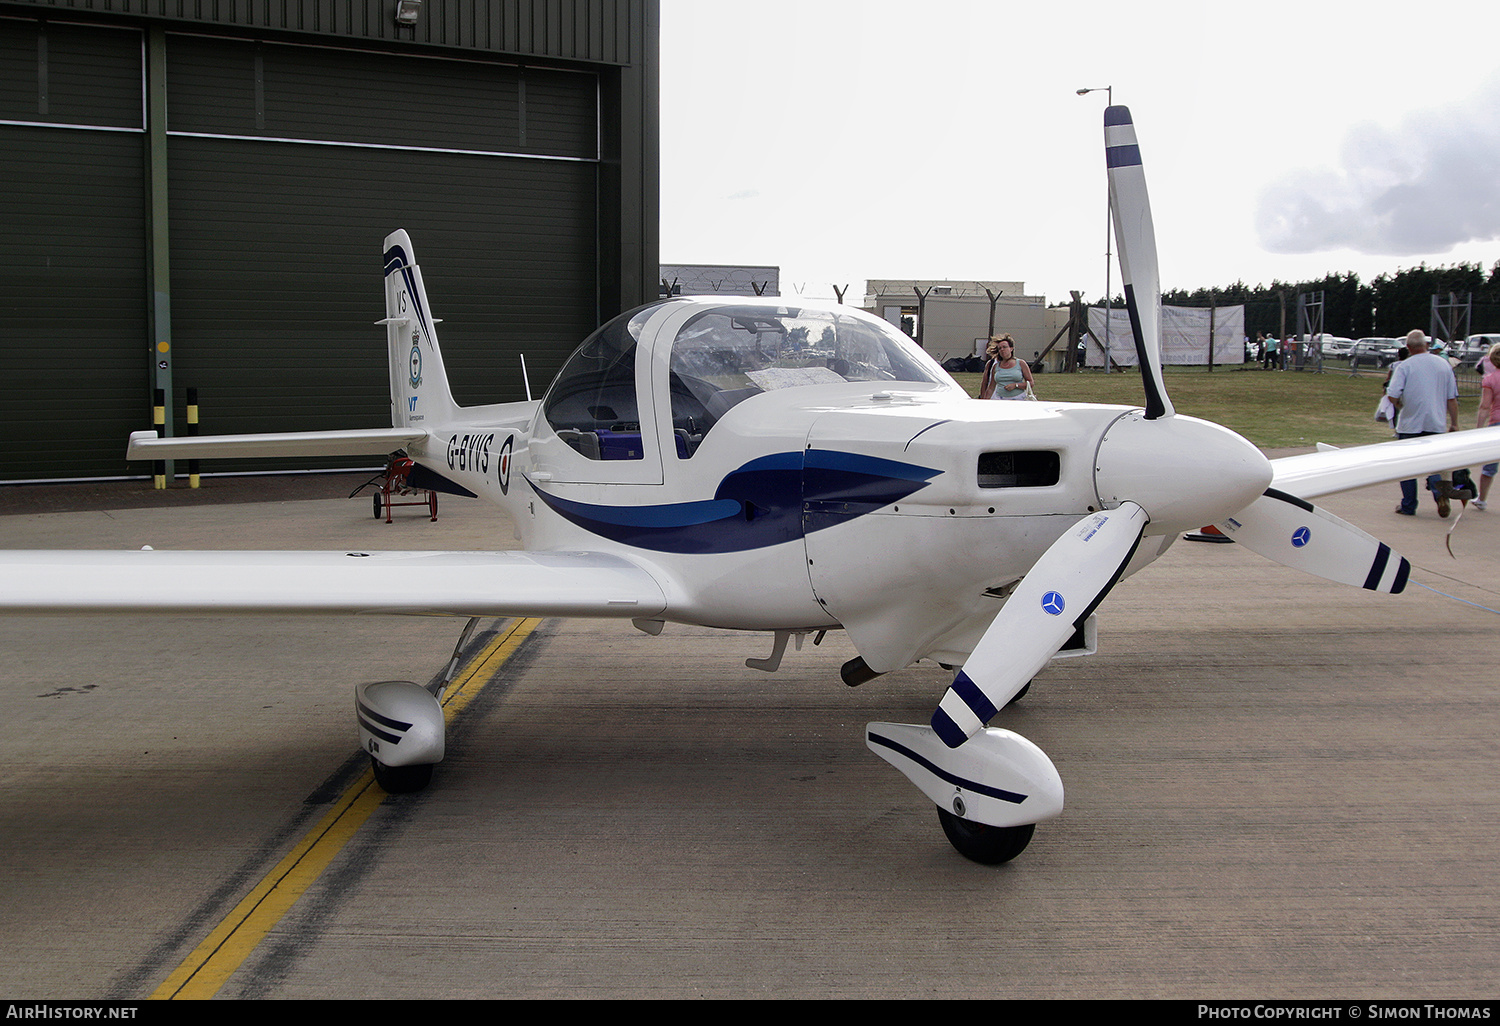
xmin=5 ymin=107 xmax=1498 ymax=865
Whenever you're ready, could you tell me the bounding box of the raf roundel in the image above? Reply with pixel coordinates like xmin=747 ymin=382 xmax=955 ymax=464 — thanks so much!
xmin=1040 ymin=591 xmax=1066 ymax=616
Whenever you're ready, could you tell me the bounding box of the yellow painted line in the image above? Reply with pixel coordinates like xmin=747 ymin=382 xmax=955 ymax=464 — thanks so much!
xmin=152 ymin=617 xmax=543 ymax=999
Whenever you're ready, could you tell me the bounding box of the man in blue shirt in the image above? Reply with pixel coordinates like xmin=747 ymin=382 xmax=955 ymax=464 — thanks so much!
xmin=1387 ymin=329 xmax=1461 ymax=516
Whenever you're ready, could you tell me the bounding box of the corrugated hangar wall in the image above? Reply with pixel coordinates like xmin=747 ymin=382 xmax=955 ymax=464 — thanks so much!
xmin=0 ymin=0 xmax=659 ymax=480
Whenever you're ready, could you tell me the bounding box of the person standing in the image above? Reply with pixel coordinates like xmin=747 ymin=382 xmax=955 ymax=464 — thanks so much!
xmin=1473 ymin=342 xmax=1500 ymax=510
xmin=1387 ymin=329 xmax=1461 ymax=516
xmin=978 ymin=334 xmax=1035 ymax=400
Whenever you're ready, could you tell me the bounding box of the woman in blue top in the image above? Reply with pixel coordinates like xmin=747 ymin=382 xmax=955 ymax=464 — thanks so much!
xmin=979 ymin=334 xmax=1035 ymax=400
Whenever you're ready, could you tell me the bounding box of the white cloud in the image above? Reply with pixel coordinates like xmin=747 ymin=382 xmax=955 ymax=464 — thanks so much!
xmin=1256 ymin=75 xmax=1500 ymax=258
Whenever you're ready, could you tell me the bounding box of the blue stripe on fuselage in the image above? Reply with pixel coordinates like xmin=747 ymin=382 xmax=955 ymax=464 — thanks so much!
xmin=530 ymin=450 xmax=940 ymax=554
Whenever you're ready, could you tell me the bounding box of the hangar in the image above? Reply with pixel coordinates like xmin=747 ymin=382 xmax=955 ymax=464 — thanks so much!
xmin=0 ymin=0 xmax=659 ymax=480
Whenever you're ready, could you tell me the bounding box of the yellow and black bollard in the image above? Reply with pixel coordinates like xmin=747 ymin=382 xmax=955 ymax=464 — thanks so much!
xmin=185 ymin=387 xmax=200 ymax=489
xmin=152 ymin=388 xmax=167 ymax=489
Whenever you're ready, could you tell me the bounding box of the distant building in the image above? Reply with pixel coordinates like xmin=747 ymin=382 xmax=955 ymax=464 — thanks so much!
xmin=863 ymin=280 xmax=1050 ymax=362
xmin=660 ymin=264 xmax=781 ymax=298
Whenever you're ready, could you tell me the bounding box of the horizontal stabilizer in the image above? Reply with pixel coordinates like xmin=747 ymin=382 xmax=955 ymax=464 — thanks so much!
xmin=0 ymin=549 xmax=668 ymax=619
xmin=127 ymin=428 xmax=426 ymax=462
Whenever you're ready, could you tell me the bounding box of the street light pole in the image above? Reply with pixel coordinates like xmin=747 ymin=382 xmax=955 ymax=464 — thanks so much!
xmin=1077 ymin=86 xmax=1113 ymax=373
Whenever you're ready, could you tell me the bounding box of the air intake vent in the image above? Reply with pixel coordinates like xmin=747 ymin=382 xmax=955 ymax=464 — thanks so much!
xmin=977 ymin=451 xmax=1060 ymax=488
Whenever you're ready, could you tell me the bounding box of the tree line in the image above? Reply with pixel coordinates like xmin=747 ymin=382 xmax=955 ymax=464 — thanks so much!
xmin=1079 ymin=260 xmax=1500 ymax=341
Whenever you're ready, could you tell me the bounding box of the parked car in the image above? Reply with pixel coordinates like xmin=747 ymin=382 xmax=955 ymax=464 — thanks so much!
xmin=1458 ymin=334 xmax=1500 ymax=370
xmin=1288 ymin=333 xmax=1353 ymax=356
xmin=1311 ymin=334 xmax=1354 ymax=357
xmin=1347 ymin=338 xmax=1402 ymax=368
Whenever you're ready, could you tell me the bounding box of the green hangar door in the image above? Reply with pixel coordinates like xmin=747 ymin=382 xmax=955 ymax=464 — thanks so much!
xmin=0 ymin=19 xmax=148 ymax=480
xmin=165 ymin=35 xmax=601 ymax=470
xmin=0 ymin=18 xmax=602 ymax=481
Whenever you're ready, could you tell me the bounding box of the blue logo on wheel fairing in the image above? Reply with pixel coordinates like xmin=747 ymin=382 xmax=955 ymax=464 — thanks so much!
xmin=531 ymin=450 xmax=939 ymax=554
xmin=1041 ymin=591 xmax=1066 ymax=615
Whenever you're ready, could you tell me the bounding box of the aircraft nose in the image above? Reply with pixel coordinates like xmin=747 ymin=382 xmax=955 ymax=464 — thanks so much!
xmin=1092 ymin=412 xmax=1272 ymax=533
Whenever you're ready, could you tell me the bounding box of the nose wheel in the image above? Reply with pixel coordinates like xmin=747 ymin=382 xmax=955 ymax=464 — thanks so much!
xmin=936 ymin=807 xmax=1035 ymax=864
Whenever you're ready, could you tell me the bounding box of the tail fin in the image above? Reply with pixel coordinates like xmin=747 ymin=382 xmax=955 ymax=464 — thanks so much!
xmin=382 ymin=229 xmax=458 ymax=428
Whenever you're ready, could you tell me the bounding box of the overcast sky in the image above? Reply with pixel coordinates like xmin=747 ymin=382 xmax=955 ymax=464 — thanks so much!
xmin=658 ymin=0 xmax=1500 ymax=304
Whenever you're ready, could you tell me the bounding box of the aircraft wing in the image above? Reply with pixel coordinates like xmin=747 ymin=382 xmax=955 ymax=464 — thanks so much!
xmin=126 ymin=428 xmax=426 ymax=461
xmin=1270 ymin=427 xmax=1500 ymax=500
xmin=0 ymin=549 xmax=668 ymax=619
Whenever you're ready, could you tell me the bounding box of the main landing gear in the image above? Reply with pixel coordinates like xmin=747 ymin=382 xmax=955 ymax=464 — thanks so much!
xmin=356 ymin=679 xmax=444 ymax=793
xmin=356 ymin=618 xmax=480 ymax=794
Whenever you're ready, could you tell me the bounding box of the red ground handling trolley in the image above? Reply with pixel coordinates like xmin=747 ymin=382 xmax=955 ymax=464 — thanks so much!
xmin=361 ymin=456 xmax=437 ymax=523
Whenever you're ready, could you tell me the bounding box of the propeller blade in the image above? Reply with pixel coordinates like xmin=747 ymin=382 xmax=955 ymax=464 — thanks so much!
xmin=1105 ymin=105 xmax=1174 ymax=421
xmin=1214 ymin=489 xmax=1410 ymax=593
xmin=932 ymin=502 xmax=1150 ymax=748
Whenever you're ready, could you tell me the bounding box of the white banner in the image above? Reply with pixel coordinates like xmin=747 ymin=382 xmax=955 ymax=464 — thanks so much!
xmin=1086 ymin=304 xmax=1245 ymax=366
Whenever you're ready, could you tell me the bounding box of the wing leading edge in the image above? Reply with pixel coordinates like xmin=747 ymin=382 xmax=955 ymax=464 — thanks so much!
xmin=0 ymin=549 xmax=668 ymax=619
xmin=1271 ymin=427 xmax=1500 ymax=501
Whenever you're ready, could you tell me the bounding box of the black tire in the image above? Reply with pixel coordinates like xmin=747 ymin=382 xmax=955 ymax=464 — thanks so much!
xmin=371 ymin=756 xmax=432 ymax=794
xmin=936 ymin=807 xmax=1035 ymax=865
xmin=372 ymin=492 xmax=383 ymax=519
xmin=1006 ymin=681 xmax=1031 ymax=707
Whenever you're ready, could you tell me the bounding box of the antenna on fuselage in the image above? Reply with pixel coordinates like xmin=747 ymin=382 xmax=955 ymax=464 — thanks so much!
xmin=520 ymin=354 xmax=533 ymax=401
